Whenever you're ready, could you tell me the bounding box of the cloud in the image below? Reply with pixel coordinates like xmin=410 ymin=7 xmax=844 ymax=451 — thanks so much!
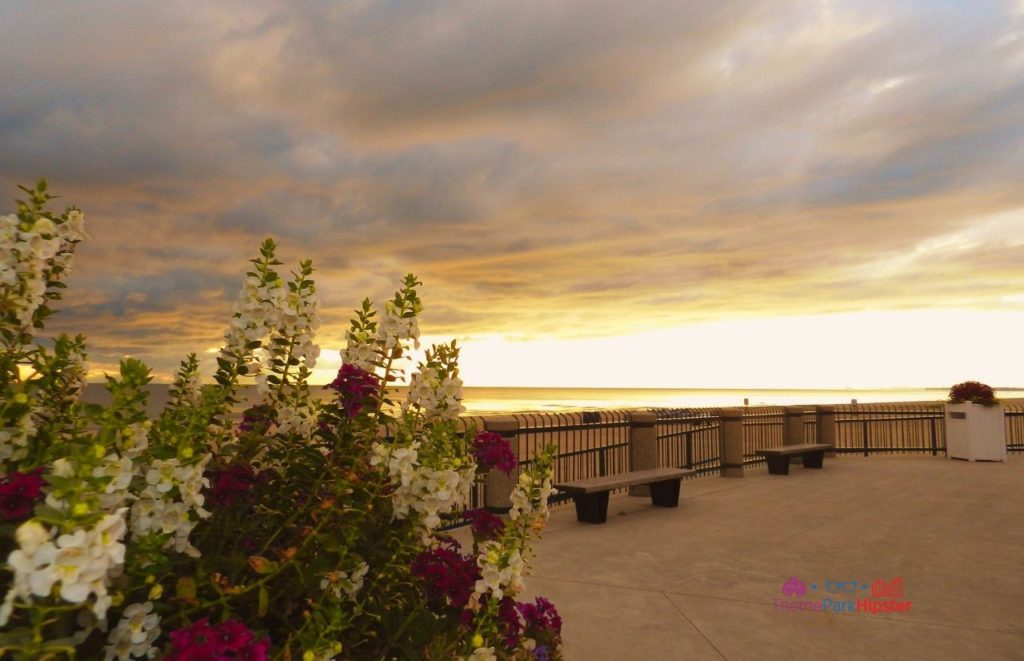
xmin=1 ymin=0 xmax=1023 ymax=382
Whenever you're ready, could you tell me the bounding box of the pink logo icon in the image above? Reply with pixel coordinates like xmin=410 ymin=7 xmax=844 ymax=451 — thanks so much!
xmin=782 ymin=577 xmax=807 ymax=597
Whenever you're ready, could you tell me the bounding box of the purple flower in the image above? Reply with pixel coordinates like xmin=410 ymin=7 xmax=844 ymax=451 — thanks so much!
xmin=411 ymin=540 xmax=480 ymax=610
xmin=0 ymin=467 xmax=45 ymax=521
xmin=518 ymin=596 xmax=563 ymax=637
xmin=327 ymin=364 xmax=380 ymax=418
xmin=473 ymin=431 xmax=517 ymax=474
xmin=464 ymin=508 xmax=505 ymax=540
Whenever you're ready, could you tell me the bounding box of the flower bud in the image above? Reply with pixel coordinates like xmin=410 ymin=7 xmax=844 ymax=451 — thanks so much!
xmin=471 ymin=633 xmax=484 ymax=648
xmin=71 ymin=502 xmax=90 ymax=517
xmin=13 ymin=392 xmax=28 ymax=404
xmin=149 ymin=584 xmax=164 ymax=600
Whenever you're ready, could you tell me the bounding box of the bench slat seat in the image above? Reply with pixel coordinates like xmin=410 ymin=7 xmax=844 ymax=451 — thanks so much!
xmin=554 ymin=467 xmax=695 ymax=524
xmin=554 ymin=467 xmax=695 ymax=493
xmin=757 ymin=443 xmax=831 ymax=456
xmin=756 ymin=443 xmax=832 ymax=475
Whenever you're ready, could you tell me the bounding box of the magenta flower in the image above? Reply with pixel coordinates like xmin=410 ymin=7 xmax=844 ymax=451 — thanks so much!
xmin=948 ymin=381 xmax=998 ymax=406
xmin=499 ymin=596 xmax=523 ymax=649
xmin=165 ymin=617 xmax=270 ymax=660
xmin=411 ymin=540 xmax=480 ymax=610
xmin=464 ymin=508 xmax=505 ymax=539
xmin=473 ymin=431 xmax=517 ymax=474
xmin=328 ymin=363 xmax=380 ymax=418
xmin=206 ymin=463 xmax=259 ymax=508
xmin=0 ymin=467 xmax=45 ymax=521
xmin=517 ymin=597 xmax=563 ymax=637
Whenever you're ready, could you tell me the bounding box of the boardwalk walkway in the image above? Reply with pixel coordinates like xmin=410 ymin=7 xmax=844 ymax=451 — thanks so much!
xmin=515 ymin=456 xmax=1024 ymax=660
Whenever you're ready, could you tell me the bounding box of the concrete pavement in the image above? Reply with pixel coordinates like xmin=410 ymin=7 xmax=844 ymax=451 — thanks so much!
xmin=516 ymin=455 xmax=1024 ymax=660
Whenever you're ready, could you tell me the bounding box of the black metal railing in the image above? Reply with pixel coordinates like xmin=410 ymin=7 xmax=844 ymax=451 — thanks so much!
xmin=514 ymin=410 xmax=632 ymax=505
xmin=652 ymin=408 xmax=721 ymax=476
xmin=1004 ymin=403 xmax=1024 ymax=454
xmin=831 ymin=403 xmax=945 ymax=456
xmin=742 ymin=407 xmax=784 ymax=465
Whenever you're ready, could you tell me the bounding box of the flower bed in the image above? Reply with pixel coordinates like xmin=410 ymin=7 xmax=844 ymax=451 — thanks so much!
xmin=0 ymin=182 xmax=562 ymax=659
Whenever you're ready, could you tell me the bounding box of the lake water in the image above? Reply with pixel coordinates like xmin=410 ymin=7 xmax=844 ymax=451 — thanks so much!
xmin=82 ymin=384 xmax=1023 ymax=416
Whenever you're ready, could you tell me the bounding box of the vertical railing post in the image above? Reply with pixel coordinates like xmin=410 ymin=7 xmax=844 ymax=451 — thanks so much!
xmin=816 ymin=405 xmax=837 ymax=458
xmin=720 ymin=407 xmax=745 ymax=477
xmin=684 ymin=430 xmax=694 ymax=469
xmin=628 ymin=410 xmax=658 ymax=496
xmin=930 ymin=417 xmax=938 ymax=456
xmin=483 ymin=416 xmax=519 ymax=513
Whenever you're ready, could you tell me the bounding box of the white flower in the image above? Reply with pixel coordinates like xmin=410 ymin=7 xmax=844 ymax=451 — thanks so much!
xmin=320 ymin=561 xmax=369 ymax=601
xmin=474 ymin=544 xmax=525 ymax=601
xmin=15 ymin=520 xmax=52 ymax=555
xmin=466 ymin=647 xmax=497 ymax=661
xmin=104 ymin=600 xmax=160 ymax=660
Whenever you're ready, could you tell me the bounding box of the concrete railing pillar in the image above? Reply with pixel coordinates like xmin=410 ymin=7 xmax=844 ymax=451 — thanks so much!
xmin=783 ymin=406 xmax=806 ymax=464
xmin=482 ymin=416 xmax=520 ymax=512
xmin=783 ymin=406 xmax=806 ymax=446
xmin=629 ymin=410 xmax=659 ymax=496
xmin=720 ymin=407 xmax=745 ymax=477
xmin=816 ymin=405 xmax=838 ymax=457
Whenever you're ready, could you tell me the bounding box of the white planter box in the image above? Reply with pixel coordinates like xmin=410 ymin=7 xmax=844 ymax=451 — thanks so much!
xmin=945 ymin=403 xmax=1006 ymax=462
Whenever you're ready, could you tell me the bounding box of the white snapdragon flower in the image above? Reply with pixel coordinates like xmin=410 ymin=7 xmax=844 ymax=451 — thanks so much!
xmin=341 ymin=339 xmax=377 ymax=373
xmin=3 ymin=511 xmax=128 ymax=623
xmin=509 ymin=472 xmax=554 ymax=522
xmin=404 ymin=366 xmax=464 ymax=422
xmin=104 ymin=600 xmax=160 ymax=660
xmin=94 ymin=454 xmax=135 ymax=511
xmin=378 ymin=302 xmax=420 ymax=351
xmin=466 ymin=647 xmax=497 ymax=661
xmin=131 ymin=455 xmax=211 ymax=558
xmin=319 ymin=561 xmax=369 ymax=601
xmin=473 ymin=543 xmax=525 ymax=601
xmin=1 ymin=208 xmax=81 ymax=327
xmin=0 ymin=411 xmax=35 ymax=463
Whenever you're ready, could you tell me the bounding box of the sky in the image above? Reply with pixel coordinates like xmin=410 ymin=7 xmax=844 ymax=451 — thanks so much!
xmin=2 ymin=0 xmax=1024 ymax=389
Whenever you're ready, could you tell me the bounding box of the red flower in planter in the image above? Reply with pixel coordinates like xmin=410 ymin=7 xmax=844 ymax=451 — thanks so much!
xmin=948 ymin=381 xmax=998 ymax=407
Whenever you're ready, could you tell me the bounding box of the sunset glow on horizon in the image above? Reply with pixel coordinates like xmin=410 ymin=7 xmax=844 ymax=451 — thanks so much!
xmin=3 ymin=1 xmax=1024 ymax=389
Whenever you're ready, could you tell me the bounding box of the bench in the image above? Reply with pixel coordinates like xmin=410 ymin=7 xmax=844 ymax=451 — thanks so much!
xmin=756 ymin=443 xmax=832 ymax=475
xmin=554 ymin=467 xmax=696 ymax=524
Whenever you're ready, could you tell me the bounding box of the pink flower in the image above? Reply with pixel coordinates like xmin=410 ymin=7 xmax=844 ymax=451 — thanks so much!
xmin=0 ymin=467 xmax=45 ymax=521
xmin=948 ymin=381 xmax=998 ymax=407
xmin=165 ymin=617 xmax=269 ymax=660
xmin=464 ymin=508 xmax=505 ymax=540
xmin=473 ymin=432 xmax=517 ymax=474
xmin=206 ymin=463 xmax=259 ymax=508
xmin=328 ymin=364 xmax=380 ymax=418
xmin=411 ymin=540 xmax=480 ymax=610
